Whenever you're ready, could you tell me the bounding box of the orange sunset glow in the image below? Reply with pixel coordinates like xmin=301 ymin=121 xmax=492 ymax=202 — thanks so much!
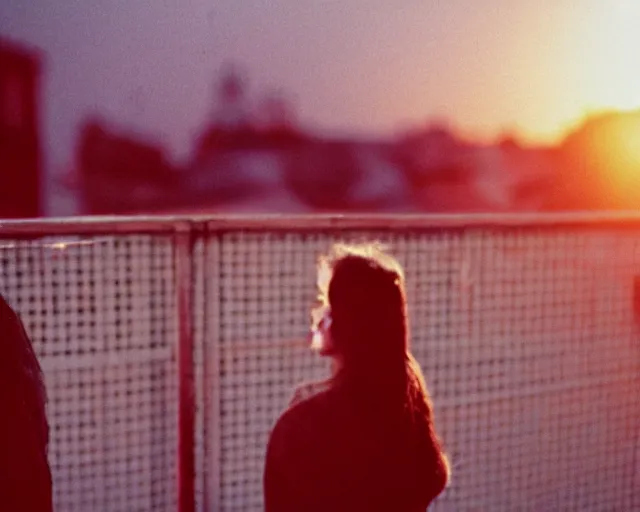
xmin=446 ymin=0 xmax=640 ymax=146
xmin=2 ymin=0 xmax=640 ymax=214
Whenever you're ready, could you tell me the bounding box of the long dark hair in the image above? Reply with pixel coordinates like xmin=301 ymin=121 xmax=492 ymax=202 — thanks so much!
xmin=318 ymin=245 xmax=450 ymax=486
xmin=318 ymin=245 xmax=434 ymax=418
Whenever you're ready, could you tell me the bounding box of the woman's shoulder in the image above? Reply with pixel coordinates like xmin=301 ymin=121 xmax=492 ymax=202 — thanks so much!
xmin=288 ymin=379 xmax=333 ymax=409
xmin=269 ymin=379 xmax=335 ymax=441
xmin=267 ymin=380 xmax=333 ymax=457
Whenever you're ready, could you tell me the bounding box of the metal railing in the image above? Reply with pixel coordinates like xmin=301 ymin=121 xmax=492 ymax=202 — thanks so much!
xmin=1 ymin=213 xmax=639 ymax=512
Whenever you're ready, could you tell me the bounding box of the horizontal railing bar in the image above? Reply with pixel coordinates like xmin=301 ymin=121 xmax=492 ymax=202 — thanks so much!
xmin=434 ymin=373 xmax=639 ymax=408
xmin=203 ymin=211 xmax=640 ymax=232
xmin=0 ymin=216 xmax=197 ymax=238
xmin=3 ymin=211 xmax=640 ymax=238
xmin=39 ymin=347 xmax=173 ymax=372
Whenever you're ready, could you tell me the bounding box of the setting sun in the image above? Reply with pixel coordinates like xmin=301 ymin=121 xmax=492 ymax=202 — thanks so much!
xmin=559 ymin=109 xmax=640 ymax=209
xmin=604 ymin=115 xmax=640 ymax=195
xmin=404 ymin=1 xmax=640 ymax=148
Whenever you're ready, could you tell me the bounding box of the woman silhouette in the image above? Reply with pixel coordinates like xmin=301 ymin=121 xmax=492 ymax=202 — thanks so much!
xmin=264 ymin=244 xmax=449 ymax=511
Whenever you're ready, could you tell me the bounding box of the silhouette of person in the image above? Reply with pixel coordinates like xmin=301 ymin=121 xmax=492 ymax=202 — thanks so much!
xmin=264 ymin=244 xmax=450 ymax=511
xmin=0 ymin=294 xmax=53 ymax=511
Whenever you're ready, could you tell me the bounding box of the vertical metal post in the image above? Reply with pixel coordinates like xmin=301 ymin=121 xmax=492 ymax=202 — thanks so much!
xmin=203 ymin=229 xmax=222 ymax=511
xmin=175 ymin=226 xmax=195 ymax=512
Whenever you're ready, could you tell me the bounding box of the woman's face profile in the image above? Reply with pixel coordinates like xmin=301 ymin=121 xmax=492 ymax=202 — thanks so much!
xmin=311 ymin=305 xmax=334 ymax=355
xmin=310 ymin=260 xmax=335 ymax=356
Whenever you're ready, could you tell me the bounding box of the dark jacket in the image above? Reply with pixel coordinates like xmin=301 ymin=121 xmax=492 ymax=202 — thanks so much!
xmin=0 ymin=295 xmax=53 ymax=511
xmin=264 ymin=380 xmax=448 ymax=512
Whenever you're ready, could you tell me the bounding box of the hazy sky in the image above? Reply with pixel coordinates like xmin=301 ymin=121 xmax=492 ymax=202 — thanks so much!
xmin=2 ymin=0 xmax=639 ymax=176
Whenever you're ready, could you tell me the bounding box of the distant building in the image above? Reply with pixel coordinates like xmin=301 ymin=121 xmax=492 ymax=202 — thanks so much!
xmin=194 ymin=66 xmax=305 ymax=162
xmin=210 ymin=65 xmax=250 ymax=131
xmin=284 ymin=140 xmax=415 ymax=212
xmin=0 ymin=38 xmax=42 ymax=218
xmin=75 ymin=121 xmax=178 ymax=215
xmin=470 ymin=144 xmax=557 ymax=211
xmin=68 ymin=60 xmax=563 ymax=216
xmin=396 ymin=125 xmax=557 ymax=212
xmin=69 ymin=61 xmax=420 ymax=216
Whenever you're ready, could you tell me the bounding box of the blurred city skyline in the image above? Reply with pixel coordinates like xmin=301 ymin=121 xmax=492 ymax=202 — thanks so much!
xmin=2 ymin=0 xmax=639 ymax=176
